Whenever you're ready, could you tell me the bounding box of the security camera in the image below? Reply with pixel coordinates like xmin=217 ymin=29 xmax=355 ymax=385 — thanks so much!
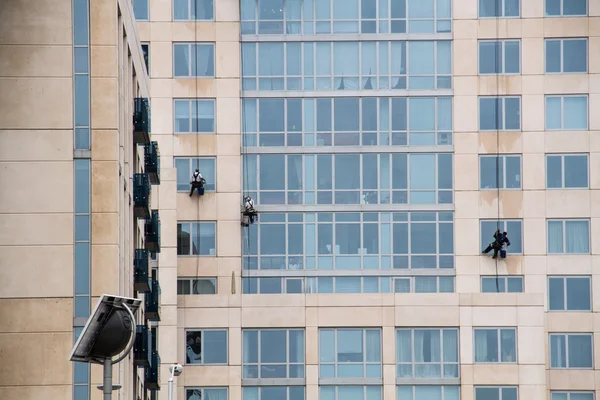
xmin=170 ymin=363 xmax=183 ymax=377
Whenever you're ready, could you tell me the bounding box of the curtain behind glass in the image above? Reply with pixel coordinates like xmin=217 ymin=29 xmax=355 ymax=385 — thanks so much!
xmin=205 ymin=388 xmax=227 ymax=400
xmin=565 ymin=220 xmax=589 ymax=253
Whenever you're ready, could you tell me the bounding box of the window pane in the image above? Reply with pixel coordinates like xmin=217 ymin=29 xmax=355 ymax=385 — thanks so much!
xmin=563 ymin=96 xmax=587 ymax=129
xmin=564 ymin=0 xmax=587 ymax=15
xmin=566 ymin=277 xmax=590 ymax=311
xmin=565 ymin=220 xmax=589 ymax=253
xmin=204 ymin=330 xmax=227 ymax=363
xmin=550 ymin=335 xmax=566 ymax=368
xmin=504 ymin=41 xmax=520 ymax=73
xmin=563 ymin=40 xmax=587 ymax=73
xmin=545 ymin=97 xmax=562 ymax=130
xmin=564 ymin=155 xmax=588 ymax=188
xmin=568 ymin=335 xmax=592 ymax=368
xmin=546 ymin=155 xmax=563 ymax=188
xmin=505 ymin=156 xmax=521 ymax=188
xmin=475 ymin=387 xmax=500 ymax=400
xmin=504 ymin=97 xmax=520 ymax=130
xmin=480 ymin=98 xmax=499 ymax=130
xmin=479 ymin=41 xmax=500 ymax=74
xmin=546 ymin=40 xmax=561 ymax=73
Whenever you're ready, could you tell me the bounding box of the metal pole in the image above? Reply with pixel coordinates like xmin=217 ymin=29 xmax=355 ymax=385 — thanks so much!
xmin=103 ymin=358 xmax=112 ymax=400
xmin=168 ymin=377 xmax=174 ymax=400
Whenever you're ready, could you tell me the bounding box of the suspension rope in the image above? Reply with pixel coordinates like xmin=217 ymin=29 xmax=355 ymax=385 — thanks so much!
xmin=494 ymin=15 xmax=501 ymax=292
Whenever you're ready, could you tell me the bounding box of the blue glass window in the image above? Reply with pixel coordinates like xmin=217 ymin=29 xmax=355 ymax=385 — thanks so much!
xmin=479 ymin=155 xmax=521 ymax=189
xmin=242 ymin=329 xmax=305 ymax=379
xmin=396 ymin=329 xmax=459 ymax=378
xmin=320 ymin=386 xmax=382 ymax=400
xmin=479 ymin=40 xmax=520 ymax=74
xmin=133 ymin=0 xmax=149 ymax=20
xmin=397 ymin=386 xmax=459 ymax=400
xmin=545 ymin=39 xmax=587 ymax=73
xmin=481 ymin=276 xmax=523 ymax=293
xmin=547 ymin=220 xmax=590 ymax=254
xmin=475 ymin=387 xmax=518 ymax=400
xmin=479 ymin=97 xmax=521 ymax=131
xmin=480 ymin=220 xmax=522 ymax=254
xmin=545 ymin=0 xmax=587 ymax=16
xmin=319 ymin=328 xmax=381 ymax=378
xmin=551 ymin=392 xmax=594 ymax=400
xmin=548 ymin=276 xmax=591 ymax=311
xmin=185 ymin=329 xmax=228 ymax=364
xmin=175 ymin=157 xmax=216 ymax=191
xmin=177 ymin=221 xmax=216 ymax=256
xmin=173 ymin=43 xmax=215 ymax=77
xmin=473 ymin=328 xmax=517 ymax=363
xmin=546 ymin=154 xmax=588 ymax=188
xmin=550 ymin=334 xmax=593 ymax=369
xmin=545 ymin=96 xmax=588 ymax=130
xmin=243 ymin=386 xmax=305 ymax=400
xmin=174 ymin=0 xmax=214 ymax=20
xmin=479 ymin=0 xmax=520 ymax=17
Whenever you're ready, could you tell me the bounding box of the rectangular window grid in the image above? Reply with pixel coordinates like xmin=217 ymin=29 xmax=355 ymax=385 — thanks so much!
xmin=479 ymin=155 xmax=521 ymax=190
xmin=174 ymin=99 xmax=216 ymax=133
xmin=74 ymin=159 xmax=91 ymax=319
xmin=478 ymin=40 xmax=520 ymax=74
xmin=480 ymin=219 xmax=523 ymax=254
xmin=173 ymin=43 xmax=215 ymax=77
xmin=396 ymin=329 xmax=459 ymax=378
xmin=243 ymin=387 xmax=305 ymax=400
xmin=174 ymin=0 xmax=214 ymax=20
xmin=547 ymin=219 xmax=590 ymax=254
xmin=551 ymin=392 xmax=594 ymax=400
xmin=479 ymin=96 xmax=521 ymax=131
xmin=242 ymin=276 xmax=455 ymax=294
xmin=479 ymin=0 xmax=520 ymax=17
xmin=185 ymin=329 xmax=228 ymax=364
xmin=175 ymin=157 xmax=217 ymax=191
xmin=133 ymin=0 xmax=149 ymax=20
xmin=473 ymin=328 xmax=517 ymax=363
xmin=545 ymin=0 xmax=587 ymax=16
xmin=185 ymin=388 xmax=227 ymax=400
xmin=177 ymin=221 xmax=217 ymax=256
xmin=242 ymin=97 xmax=453 ymax=148
xmin=243 ymin=212 xmax=454 ymax=271
xmin=241 ymin=41 xmax=452 ymax=91
xmin=320 ymin=386 xmax=382 ymax=400
xmin=481 ymin=276 xmax=523 ymax=293
xmin=548 ymin=276 xmax=591 ymax=311
xmin=244 ymin=153 xmax=453 ymax=206
xmin=546 ymin=154 xmax=588 ymax=188
xmin=242 ymin=329 xmax=305 ymax=379
xmin=545 ymin=95 xmax=588 ymax=130
xmin=177 ymin=278 xmax=217 ymax=295
xmin=319 ymin=328 xmax=382 ymax=378
xmin=475 ymin=387 xmax=518 ymax=400
xmin=397 ymin=386 xmax=460 ymax=400
xmin=545 ymin=38 xmax=588 ymax=73
xmin=550 ymin=333 xmax=593 ymax=369
xmin=240 ymin=0 xmax=452 ymax=35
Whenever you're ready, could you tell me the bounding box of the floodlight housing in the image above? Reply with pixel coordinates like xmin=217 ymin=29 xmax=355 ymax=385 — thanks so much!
xmin=69 ymin=294 xmax=142 ymax=364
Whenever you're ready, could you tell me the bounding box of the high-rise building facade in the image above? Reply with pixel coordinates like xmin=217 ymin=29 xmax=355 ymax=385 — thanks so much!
xmin=134 ymin=0 xmax=600 ymax=399
xmin=1 ymin=0 xmax=599 ymax=399
xmin=0 ymin=1 xmax=163 ymax=399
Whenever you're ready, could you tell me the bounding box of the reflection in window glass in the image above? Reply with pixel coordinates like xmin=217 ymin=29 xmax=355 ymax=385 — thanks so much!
xmin=545 ymin=39 xmax=587 ymax=73
xmin=186 ymin=329 xmax=228 ymax=364
xmin=548 ymin=276 xmax=591 ymax=311
xmin=174 ymin=43 xmax=215 ymax=77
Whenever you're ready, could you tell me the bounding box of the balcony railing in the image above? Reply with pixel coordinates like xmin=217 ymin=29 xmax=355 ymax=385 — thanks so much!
xmin=144 ymin=141 xmax=160 ymax=185
xmin=144 ymin=350 xmax=161 ymax=390
xmin=133 ymin=97 xmax=150 ymax=145
xmin=133 ymin=173 xmax=151 ymax=219
xmin=134 ymin=249 xmax=151 ymax=292
xmin=144 ymin=210 xmax=160 ymax=253
xmin=133 ymin=325 xmax=151 ymax=367
xmin=145 ymin=278 xmax=161 ymax=322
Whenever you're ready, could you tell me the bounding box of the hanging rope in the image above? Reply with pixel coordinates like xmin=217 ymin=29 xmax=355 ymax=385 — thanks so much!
xmin=494 ymin=15 xmax=501 ymax=292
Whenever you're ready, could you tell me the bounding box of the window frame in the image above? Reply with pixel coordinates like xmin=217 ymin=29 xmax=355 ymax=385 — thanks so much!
xmin=478 ymin=39 xmax=521 ymax=75
xmin=479 ymin=219 xmax=523 ymax=255
xmin=173 ymin=42 xmax=216 ymax=78
xmin=242 ymin=276 xmax=456 ymax=295
xmin=479 ymin=154 xmax=522 ymax=190
xmin=397 ymin=386 xmax=460 ymax=400
xmin=177 ymin=221 xmax=217 ymax=256
xmin=478 ymin=0 xmax=521 ymax=18
xmin=473 ymin=328 xmax=518 ymax=363
xmin=140 ymin=42 xmax=150 ymax=75
xmin=243 ymin=212 xmax=455 ymax=271
xmin=177 ymin=277 xmax=218 ymax=295
xmin=241 ymin=40 xmax=453 ymax=92
xmin=546 ymin=219 xmax=590 ymax=255
xmin=474 ymin=386 xmax=519 ymax=400
xmin=242 ymin=328 xmax=305 ymax=380
xmin=175 ymin=157 xmax=217 ymax=192
xmin=547 ymin=276 xmax=592 ymax=311
xmin=185 ymin=328 xmax=229 ymax=365
xmin=545 ymin=153 xmax=589 ymax=188
xmin=319 ymin=386 xmax=382 ymax=400
xmin=478 ymin=96 xmax=521 ymax=131
xmin=239 ymin=0 xmax=453 ymax=35
xmin=544 ymin=95 xmax=589 ymax=130
xmin=242 ymin=386 xmax=306 ymax=400
xmin=133 ymin=0 xmax=149 ymax=20
xmin=318 ymin=328 xmax=382 ymax=379
xmin=242 ymin=96 xmax=454 ymax=148
xmin=481 ymin=276 xmax=524 ymax=293
xmin=173 ymin=98 xmax=216 ymax=134
xmin=185 ymin=387 xmax=228 ymax=399
xmin=544 ymin=38 xmax=588 ymax=74
xmin=549 ymin=333 xmax=594 ymax=369
xmin=395 ymin=328 xmax=460 ymax=379
xmin=173 ymin=0 xmax=215 ymax=21
xmin=551 ymin=392 xmax=595 ymax=400
xmin=544 ymin=0 xmax=588 ymax=17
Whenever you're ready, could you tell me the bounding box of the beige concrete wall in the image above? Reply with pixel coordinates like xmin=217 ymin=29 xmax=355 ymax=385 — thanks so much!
xmin=0 ymin=0 xmax=75 ymax=397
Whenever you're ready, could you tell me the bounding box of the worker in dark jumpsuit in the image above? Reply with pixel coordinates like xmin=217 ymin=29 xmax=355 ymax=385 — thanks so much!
xmin=482 ymin=229 xmax=510 ymax=259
